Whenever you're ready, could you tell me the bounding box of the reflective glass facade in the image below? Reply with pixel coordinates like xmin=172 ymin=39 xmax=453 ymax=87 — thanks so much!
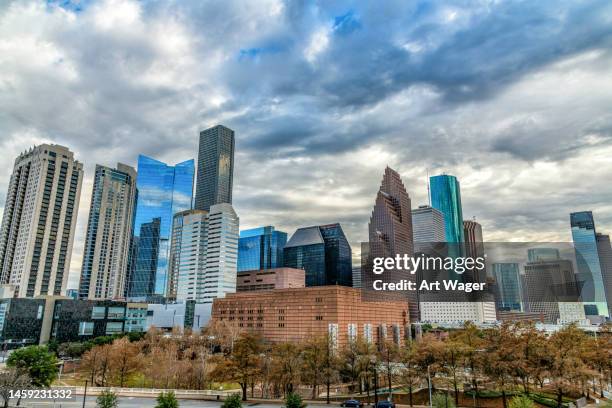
xmin=430 ymin=174 xmax=464 ymax=244
xmin=570 ymin=211 xmax=609 ymax=317
xmin=238 ymin=226 xmax=287 ymax=272
xmin=195 ymin=125 xmax=234 ymax=211
xmin=492 ymin=263 xmax=522 ymax=311
xmin=128 ymin=155 xmax=194 ymax=298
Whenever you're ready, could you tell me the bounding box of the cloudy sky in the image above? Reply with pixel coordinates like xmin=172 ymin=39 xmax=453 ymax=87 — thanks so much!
xmin=1 ymin=0 xmax=612 ymax=288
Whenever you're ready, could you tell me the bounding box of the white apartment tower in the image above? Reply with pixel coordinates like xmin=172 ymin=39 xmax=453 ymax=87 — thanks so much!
xmin=0 ymin=144 xmax=83 ymax=298
xmin=78 ymin=163 xmax=137 ymax=300
xmin=168 ymin=204 xmax=239 ymax=304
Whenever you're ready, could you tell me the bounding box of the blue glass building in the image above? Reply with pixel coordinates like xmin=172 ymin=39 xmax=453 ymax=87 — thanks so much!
xmin=128 ymin=155 xmax=194 ymax=298
xmin=238 ymin=226 xmax=287 ymax=272
xmin=430 ymin=174 xmax=464 ymax=243
xmin=492 ymin=263 xmax=523 ymax=311
xmin=283 ymin=224 xmax=352 ymax=287
xmin=570 ymin=211 xmax=609 ymax=317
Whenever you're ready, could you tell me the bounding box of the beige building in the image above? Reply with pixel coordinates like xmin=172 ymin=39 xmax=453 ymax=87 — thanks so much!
xmin=211 ymin=285 xmax=409 ymax=348
xmin=237 ymin=267 xmax=305 ymax=292
xmin=78 ymin=163 xmax=137 ymax=300
xmin=0 ymin=144 xmax=83 ymax=298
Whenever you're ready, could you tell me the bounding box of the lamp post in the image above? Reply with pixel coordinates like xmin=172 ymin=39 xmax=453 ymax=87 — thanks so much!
xmin=371 ymin=357 xmax=379 ymax=408
xmin=427 ymin=365 xmax=433 ymax=408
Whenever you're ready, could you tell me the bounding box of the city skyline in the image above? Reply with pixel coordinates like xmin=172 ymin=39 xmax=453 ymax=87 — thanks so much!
xmin=2 ymin=0 xmax=612 ymax=289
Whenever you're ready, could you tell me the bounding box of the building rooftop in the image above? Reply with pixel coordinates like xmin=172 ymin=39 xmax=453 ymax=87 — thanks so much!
xmin=285 ymin=226 xmax=324 ymax=248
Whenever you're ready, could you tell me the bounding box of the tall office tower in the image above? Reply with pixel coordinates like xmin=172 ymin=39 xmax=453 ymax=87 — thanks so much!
xmin=527 ymin=248 xmax=560 ymax=262
xmin=570 ymin=211 xmax=609 ymax=317
xmin=79 ymin=164 xmax=137 ymax=300
xmin=0 ymin=144 xmax=83 ymax=298
xmin=202 ymin=203 xmax=239 ymax=303
xmin=194 ymin=125 xmax=235 ymax=211
xmin=524 ymin=258 xmax=584 ymax=324
xmin=429 ymin=174 xmax=464 ymax=243
xmin=492 ymin=263 xmax=522 ymax=311
xmin=595 ymin=233 xmax=612 ymax=318
xmin=238 ymin=226 xmax=287 ymax=272
xmin=411 ymin=205 xmax=446 ymax=247
xmin=167 ymin=210 xmax=209 ymax=302
xmin=463 ymin=219 xmax=485 ymax=282
xmin=127 ymin=155 xmax=194 ymax=299
xmin=284 ymin=223 xmax=352 ymax=287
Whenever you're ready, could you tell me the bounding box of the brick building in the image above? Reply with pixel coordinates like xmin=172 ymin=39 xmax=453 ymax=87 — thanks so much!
xmin=211 ymin=285 xmax=409 ymax=348
xmin=237 ymin=268 xmax=305 ymax=292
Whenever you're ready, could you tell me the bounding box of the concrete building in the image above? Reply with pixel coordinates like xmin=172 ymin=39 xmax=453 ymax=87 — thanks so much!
xmin=211 ymin=286 xmax=409 ymax=348
xmin=419 ymin=301 xmax=497 ymax=325
xmin=237 ymin=268 xmax=305 ymax=291
xmin=79 ymin=163 xmax=137 ymax=300
xmin=411 ymin=205 xmax=446 ymax=248
xmin=195 ymin=125 xmax=235 ymax=212
xmin=146 ymin=301 xmax=212 ymax=332
xmin=0 ymin=144 xmax=83 ymax=298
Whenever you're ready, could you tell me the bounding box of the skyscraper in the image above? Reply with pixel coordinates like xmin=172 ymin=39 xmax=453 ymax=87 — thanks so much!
xmin=194 ymin=125 xmax=235 ymax=211
xmin=284 ymin=224 xmax=352 ymax=287
xmin=0 ymin=144 xmax=83 ymax=298
xmin=79 ymin=163 xmax=137 ymax=300
xmin=238 ymin=226 xmax=287 ymax=272
xmin=595 ymin=233 xmax=612 ymax=318
xmin=463 ymin=219 xmax=485 ymax=282
xmin=570 ymin=211 xmax=609 ymax=317
xmin=411 ymin=205 xmax=446 ymax=245
xmin=527 ymin=248 xmax=560 ymax=262
xmin=127 ymin=155 xmax=194 ymax=298
xmin=492 ymin=263 xmax=522 ymax=311
xmin=430 ymin=174 xmax=464 ymax=243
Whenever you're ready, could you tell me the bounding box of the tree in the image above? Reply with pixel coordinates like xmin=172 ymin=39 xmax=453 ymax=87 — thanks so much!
xmin=0 ymin=368 xmax=31 ymax=408
xmin=482 ymin=324 xmax=517 ymax=408
xmin=379 ymin=340 xmax=400 ymax=401
xmin=400 ymin=341 xmax=422 ymax=407
xmin=6 ymin=345 xmax=58 ymax=387
xmin=221 ymin=394 xmax=242 ymax=408
xmin=508 ymin=395 xmax=535 ymax=408
xmin=438 ymin=339 xmax=465 ymax=406
xmin=285 ymin=392 xmax=307 ymax=408
xmin=432 ymin=392 xmax=456 ymax=408
xmin=340 ymin=338 xmax=365 ymax=394
xmin=212 ymin=332 xmax=263 ymax=401
xmin=96 ymin=389 xmax=119 ymax=408
xmin=271 ymin=342 xmax=302 ymax=397
xmin=453 ymin=322 xmax=484 ymax=404
xmin=156 ymin=391 xmax=179 ymax=408
xmin=301 ymin=336 xmax=327 ymax=398
xmin=108 ymin=337 xmax=141 ymax=387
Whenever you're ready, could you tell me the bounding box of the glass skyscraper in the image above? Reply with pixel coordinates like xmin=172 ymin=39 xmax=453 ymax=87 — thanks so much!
xmin=492 ymin=263 xmax=522 ymax=311
xmin=430 ymin=174 xmax=464 ymax=243
xmin=570 ymin=211 xmax=609 ymax=317
xmin=238 ymin=226 xmax=287 ymax=272
xmin=127 ymin=155 xmax=194 ymax=298
xmin=284 ymin=224 xmax=352 ymax=287
xmin=195 ymin=125 xmax=235 ymax=211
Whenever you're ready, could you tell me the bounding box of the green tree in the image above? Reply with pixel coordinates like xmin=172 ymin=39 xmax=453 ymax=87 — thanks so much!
xmin=508 ymin=395 xmax=535 ymax=408
xmin=156 ymin=391 xmax=179 ymax=408
xmin=432 ymin=392 xmax=455 ymax=408
xmin=96 ymin=389 xmax=119 ymax=408
xmin=6 ymin=345 xmax=59 ymax=387
xmin=285 ymin=392 xmax=307 ymax=408
xmin=221 ymin=394 xmax=242 ymax=408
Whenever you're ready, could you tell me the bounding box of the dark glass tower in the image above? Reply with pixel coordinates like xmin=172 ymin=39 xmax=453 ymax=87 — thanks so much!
xmin=570 ymin=211 xmax=609 ymax=317
xmin=430 ymin=174 xmax=464 ymax=243
xmin=129 ymin=218 xmax=161 ymax=297
xmin=195 ymin=125 xmax=235 ymax=211
xmin=238 ymin=226 xmax=287 ymax=272
xmin=283 ymin=224 xmax=352 ymax=287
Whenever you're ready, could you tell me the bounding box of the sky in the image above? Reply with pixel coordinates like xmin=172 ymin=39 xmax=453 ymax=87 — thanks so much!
xmin=1 ymin=0 xmax=612 ymax=288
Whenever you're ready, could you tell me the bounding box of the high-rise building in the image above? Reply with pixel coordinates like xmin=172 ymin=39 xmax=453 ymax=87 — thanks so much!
xmin=570 ymin=211 xmax=609 ymax=317
xmin=595 ymin=233 xmax=612 ymax=318
xmin=284 ymin=224 xmax=352 ymax=287
xmin=429 ymin=174 xmax=464 ymax=243
xmin=238 ymin=226 xmax=287 ymax=272
xmin=194 ymin=125 xmax=235 ymax=211
xmin=167 ymin=205 xmax=239 ymax=304
xmin=79 ymin=164 xmax=137 ymax=300
xmin=492 ymin=263 xmax=522 ymax=311
xmin=411 ymin=205 xmax=446 ymax=245
xmin=0 ymin=144 xmax=83 ymax=298
xmin=127 ymin=155 xmax=194 ymax=298
xmin=527 ymin=248 xmax=560 ymax=262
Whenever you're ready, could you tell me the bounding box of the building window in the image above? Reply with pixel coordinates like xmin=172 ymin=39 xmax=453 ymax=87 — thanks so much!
xmin=79 ymin=322 xmax=94 ymax=336
xmin=91 ymin=306 xmax=106 ymax=319
xmin=107 ymin=307 xmax=125 ymax=319
xmin=278 ymin=323 xmax=285 ymax=328
xmin=105 ymin=322 xmax=123 ymax=335
xmin=315 ymin=316 xmax=323 ymax=321
xmin=315 ymin=297 xmax=323 ymax=303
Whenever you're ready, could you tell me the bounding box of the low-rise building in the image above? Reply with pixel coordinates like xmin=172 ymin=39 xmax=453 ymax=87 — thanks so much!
xmin=237 ymin=268 xmax=305 ymax=292
xmin=211 ymin=285 xmax=409 ymax=348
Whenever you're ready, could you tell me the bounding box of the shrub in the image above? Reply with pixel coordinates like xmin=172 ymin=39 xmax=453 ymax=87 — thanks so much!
xmin=285 ymin=392 xmax=307 ymax=408
xmin=509 ymin=395 xmax=535 ymax=408
xmin=432 ymin=393 xmax=455 ymax=408
xmin=156 ymin=391 xmax=179 ymax=408
xmin=221 ymin=394 xmax=243 ymax=408
xmin=96 ymin=390 xmax=119 ymax=408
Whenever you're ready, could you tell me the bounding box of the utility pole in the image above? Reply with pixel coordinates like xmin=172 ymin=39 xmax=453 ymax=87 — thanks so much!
xmin=82 ymin=380 xmax=88 ymax=408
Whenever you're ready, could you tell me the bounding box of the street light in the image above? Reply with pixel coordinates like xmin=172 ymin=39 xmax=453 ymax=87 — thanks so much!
xmin=427 ymin=365 xmax=433 ymax=408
